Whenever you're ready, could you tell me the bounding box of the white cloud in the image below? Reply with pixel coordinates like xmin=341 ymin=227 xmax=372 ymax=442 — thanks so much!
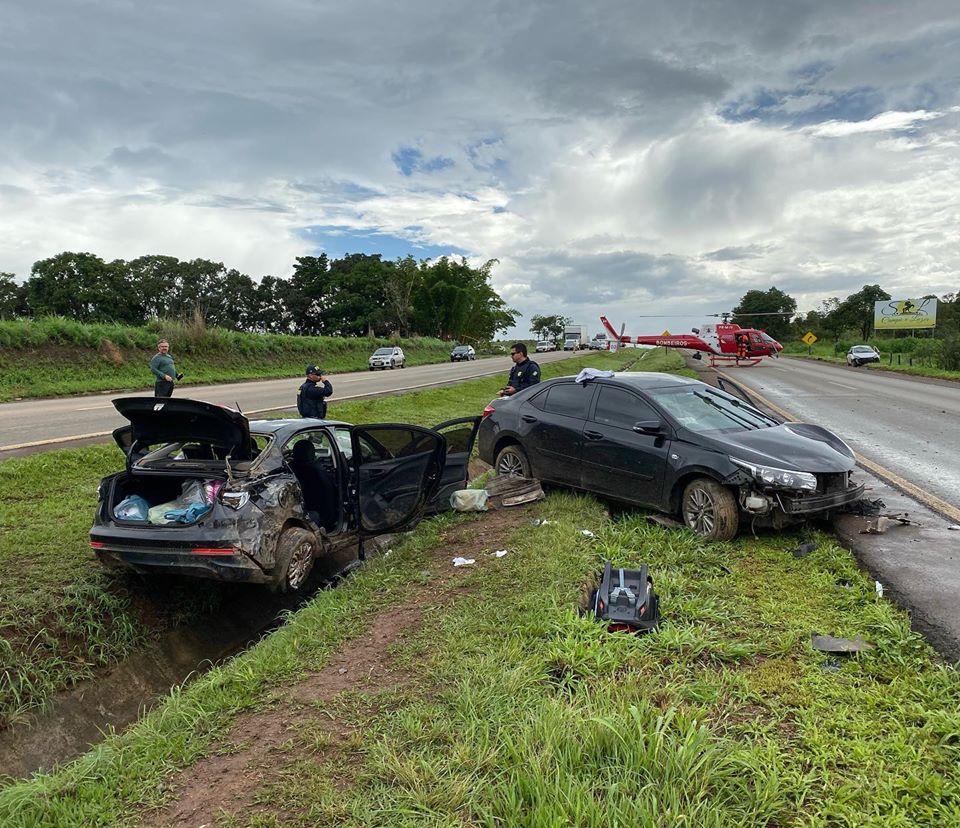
xmin=1 ymin=0 xmax=959 ymax=333
xmin=806 ymin=109 xmax=946 ymax=137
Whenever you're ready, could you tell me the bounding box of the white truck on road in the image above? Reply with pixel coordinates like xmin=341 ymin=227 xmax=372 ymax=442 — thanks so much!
xmin=563 ymin=323 xmax=589 ymax=350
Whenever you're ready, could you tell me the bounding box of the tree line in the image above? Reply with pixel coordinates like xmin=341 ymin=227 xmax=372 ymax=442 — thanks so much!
xmin=731 ymin=285 xmax=960 ymax=342
xmin=0 ymin=251 xmax=519 ymax=342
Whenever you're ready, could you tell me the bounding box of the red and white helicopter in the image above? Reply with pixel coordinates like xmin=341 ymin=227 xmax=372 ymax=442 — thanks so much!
xmin=599 ymin=314 xmax=784 ymax=366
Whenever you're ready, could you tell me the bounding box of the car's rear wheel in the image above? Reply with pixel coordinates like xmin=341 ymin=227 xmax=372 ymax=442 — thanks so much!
xmin=495 ymin=444 xmax=531 ymax=478
xmin=681 ymin=478 xmax=738 ymax=541
xmin=274 ymin=527 xmax=317 ymax=593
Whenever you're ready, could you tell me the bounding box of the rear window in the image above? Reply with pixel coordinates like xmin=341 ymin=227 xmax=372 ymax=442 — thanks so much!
xmin=543 ymin=383 xmax=592 ymax=418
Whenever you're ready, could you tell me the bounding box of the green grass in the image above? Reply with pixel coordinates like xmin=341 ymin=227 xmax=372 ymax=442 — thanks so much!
xmin=0 ymin=316 xmax=498 ymax=401
xmin=782 ymin=341 xmax=960 ymax=382
xmin=2 ymin=488 xmax=957 ymax=825
xmin=0 ymin=351 xmax=639 ymax=729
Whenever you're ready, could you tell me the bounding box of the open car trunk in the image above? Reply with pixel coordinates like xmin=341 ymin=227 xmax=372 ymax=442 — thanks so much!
xmin=107 ymin=472 xmax=226 ymax=526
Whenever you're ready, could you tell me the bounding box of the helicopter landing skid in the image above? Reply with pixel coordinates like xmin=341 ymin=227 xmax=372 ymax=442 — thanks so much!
xmin=710 ymin=354 xmax=763 ymax=367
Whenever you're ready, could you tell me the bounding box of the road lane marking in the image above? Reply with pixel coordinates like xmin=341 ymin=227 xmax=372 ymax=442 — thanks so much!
xmin=827 ymin=380 xmax=857 ymax=390
xmin=0 ymin=351 xmax=583 ymax=453
xmin=715 ymin=368 xmax=960 ymax=525
xmin=0 ymin=357 xmax=575 ymax=452
xmin=74 ymin=405 xmax=113 ymax=411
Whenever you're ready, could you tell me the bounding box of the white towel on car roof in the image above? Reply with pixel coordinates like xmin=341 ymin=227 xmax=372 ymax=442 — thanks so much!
xmin=575 ymin=368 xmax=616 ymax=384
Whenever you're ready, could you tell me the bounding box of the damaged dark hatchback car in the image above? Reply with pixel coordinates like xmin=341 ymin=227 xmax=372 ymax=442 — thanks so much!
xmin=91 ymin=398 xmax=478 ymax=591
xmin=478 ymin=373 xmax=864 ymax=541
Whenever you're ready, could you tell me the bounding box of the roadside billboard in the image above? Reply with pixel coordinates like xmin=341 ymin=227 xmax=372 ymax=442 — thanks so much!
xmin=874 ymin=297 xmax=937 ymax=330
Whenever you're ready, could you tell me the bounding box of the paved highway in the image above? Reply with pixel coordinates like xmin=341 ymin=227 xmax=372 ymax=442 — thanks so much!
xmin=0 ymin=350 xmax=578 ymax=455
xmin=716 ymin=357 xmax=960 ymax=510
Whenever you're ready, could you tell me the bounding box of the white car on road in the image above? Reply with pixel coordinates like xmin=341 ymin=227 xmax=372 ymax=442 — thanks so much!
xmin=368 ymin=346 xmax=406 ymax=370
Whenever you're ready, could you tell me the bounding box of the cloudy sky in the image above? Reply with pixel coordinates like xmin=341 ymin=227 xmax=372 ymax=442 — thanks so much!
xmin=2 ymin=0 xmax=958 ymax=335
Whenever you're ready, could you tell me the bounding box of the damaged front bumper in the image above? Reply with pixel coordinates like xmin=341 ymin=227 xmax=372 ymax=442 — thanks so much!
xmin=775 ymin=482 xmax=866 ymax=515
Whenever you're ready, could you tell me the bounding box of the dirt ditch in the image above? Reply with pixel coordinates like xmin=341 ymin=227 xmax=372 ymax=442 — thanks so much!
xmin=144 ymin=504 xmax=531 ymax=828
xmin=0 ymin=542 xmax=366 ymax=781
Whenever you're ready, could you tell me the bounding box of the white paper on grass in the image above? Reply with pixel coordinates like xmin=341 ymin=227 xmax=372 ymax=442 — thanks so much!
xmin=492 ymin=550 xmax=508 ymax=558
xmin=452 ymin=557 xmax=476 ymax=567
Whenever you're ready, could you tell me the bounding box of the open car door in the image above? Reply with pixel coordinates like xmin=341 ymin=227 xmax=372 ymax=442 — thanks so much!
xmin=424 ymin=416 xmax=482 ymax=514
xmin=351 ymin=424 xmax=446 ymax=535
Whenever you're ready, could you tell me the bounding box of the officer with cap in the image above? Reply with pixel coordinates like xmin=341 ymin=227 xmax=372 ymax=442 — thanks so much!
xmin=297 ymin=365 xmax=333 ymax=418
xmin=497 ymin=342 xmax=541 ymax=397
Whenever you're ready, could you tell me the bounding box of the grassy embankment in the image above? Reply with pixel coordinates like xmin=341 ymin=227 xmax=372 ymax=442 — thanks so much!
xmin=781 ymin=339 xmax=960 ymax=382
xmin=0 ymin=350 xmax=638 ymax=731
xmin=0 ymin=316 xmax=483 ymax=402
xmin=1 ymin=346 xmax=957 ymax=823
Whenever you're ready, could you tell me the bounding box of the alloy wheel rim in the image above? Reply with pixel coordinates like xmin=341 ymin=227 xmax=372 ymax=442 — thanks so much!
xmin=685 ymin=488 xmax=715 ymax=535
xmin=497 ymin=453 xmax=524 ymax=477
xmin=288 ymin=541 xmax=313 ymax=589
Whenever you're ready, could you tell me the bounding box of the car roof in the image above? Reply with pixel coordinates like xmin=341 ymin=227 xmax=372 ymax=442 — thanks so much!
xmin=250 ymin=418 xmax=350 ymax=435
xmin=547 ymin=372 xmax=701 ymax=390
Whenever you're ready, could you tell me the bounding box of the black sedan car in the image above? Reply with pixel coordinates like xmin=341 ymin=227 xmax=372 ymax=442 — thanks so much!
xmin=478 ymin=373 xmax=864 ymax=541
xmin=450 ymin=344 xmax=476 ymax=362
xmin=91 ymin=398 xmax=479 ymax=591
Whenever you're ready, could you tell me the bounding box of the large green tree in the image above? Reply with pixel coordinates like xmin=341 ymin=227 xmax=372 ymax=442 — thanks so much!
xmin=0 ymin=272 xmax=24 ymax=319
xmin=831 ymin=284 xmax=891 ymax=341
xmin=731 ymin=286 xmax=797 ymax=341
xmin=529 ymin=314 xmax=569 ymax=343
xmin=25 ymin=252 xmax=137 ymax=323
xmin=411 ymin=257 xmax=517 ymax=342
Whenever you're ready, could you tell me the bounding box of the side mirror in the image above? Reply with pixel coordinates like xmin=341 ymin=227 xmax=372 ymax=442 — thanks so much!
xmin=692 ymin=351 xmax=702 ymax=360
xmin=632 ymin=420 xmax=665 ymax=435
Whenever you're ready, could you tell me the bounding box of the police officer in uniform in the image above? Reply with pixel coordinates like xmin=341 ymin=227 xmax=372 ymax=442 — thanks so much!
xmin=498 ymin=342 xmax=541 ymax=397
xmin=297 ymin=365 xmax=333 ymax=418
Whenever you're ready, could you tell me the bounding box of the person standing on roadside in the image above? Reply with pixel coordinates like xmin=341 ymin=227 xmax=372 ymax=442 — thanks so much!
xmin=497 ymin=342 xmax=540 ymax=397
xmin=150 ymin=339 xmax=180 ymax=397
xmin=297 ymin=365 xmax=334 ymax=418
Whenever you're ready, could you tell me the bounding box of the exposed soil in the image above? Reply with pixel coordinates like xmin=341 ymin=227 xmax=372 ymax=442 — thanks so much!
xmin=144 ymin=504 xmax=533 ymax=828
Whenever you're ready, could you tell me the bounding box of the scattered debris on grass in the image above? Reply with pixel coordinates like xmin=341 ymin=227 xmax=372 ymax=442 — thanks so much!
xmin=791 ymin=541 xmax=818 ymax=558
xmin=646 ymin=514 xmax=684 ymax=529
xmin=485 ymin=475 xmax=544 ymax=508
xmin=811 ymin=632 xmax=875 ymax=653
xmin=451 ymin=489 xmax=489 ymax=512
xmin=452 ymin=556 xmax=476 ymax=567
xmin=580 ymin=529 xmax=595 ymax=538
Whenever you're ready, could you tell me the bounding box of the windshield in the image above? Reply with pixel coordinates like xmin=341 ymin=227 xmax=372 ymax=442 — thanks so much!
xmin=452 ymin=346 xmax=469 ymax=352
xmin=852 ymin=346 xmax=875 ymax=353
xmin=373 ymin=348 xmax=393 ymax=356
xmin=646 ymin=386 xmax=779 ymax=434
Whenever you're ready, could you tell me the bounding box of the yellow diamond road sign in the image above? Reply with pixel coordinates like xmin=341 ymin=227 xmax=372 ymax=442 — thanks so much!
xmin=661 ymin=330 xmax=671 ymax=336
xmin=802 ymin=331 xmax=818 ymax=345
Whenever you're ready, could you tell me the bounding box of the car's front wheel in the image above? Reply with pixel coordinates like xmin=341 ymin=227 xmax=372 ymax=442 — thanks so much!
xmin=681 ymin=478 xmax=738 ymax=541
xmin=274 ymin=527 xmax=317 ymax=593
xmin=495 ymin=444 xmax=531 ymax=478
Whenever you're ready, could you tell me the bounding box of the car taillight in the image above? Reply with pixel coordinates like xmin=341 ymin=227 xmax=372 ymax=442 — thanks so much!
xmin=89 ymin=541 xmax=105 ymax=549
xmin=191 ymin=547 xmax=236 ymax=556
xmin=482 ymin=404 xmax=496 ymax=420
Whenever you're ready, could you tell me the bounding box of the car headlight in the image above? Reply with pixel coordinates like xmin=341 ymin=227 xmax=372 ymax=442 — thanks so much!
xmin=730 ymin=457 xmax=817 ymax=492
